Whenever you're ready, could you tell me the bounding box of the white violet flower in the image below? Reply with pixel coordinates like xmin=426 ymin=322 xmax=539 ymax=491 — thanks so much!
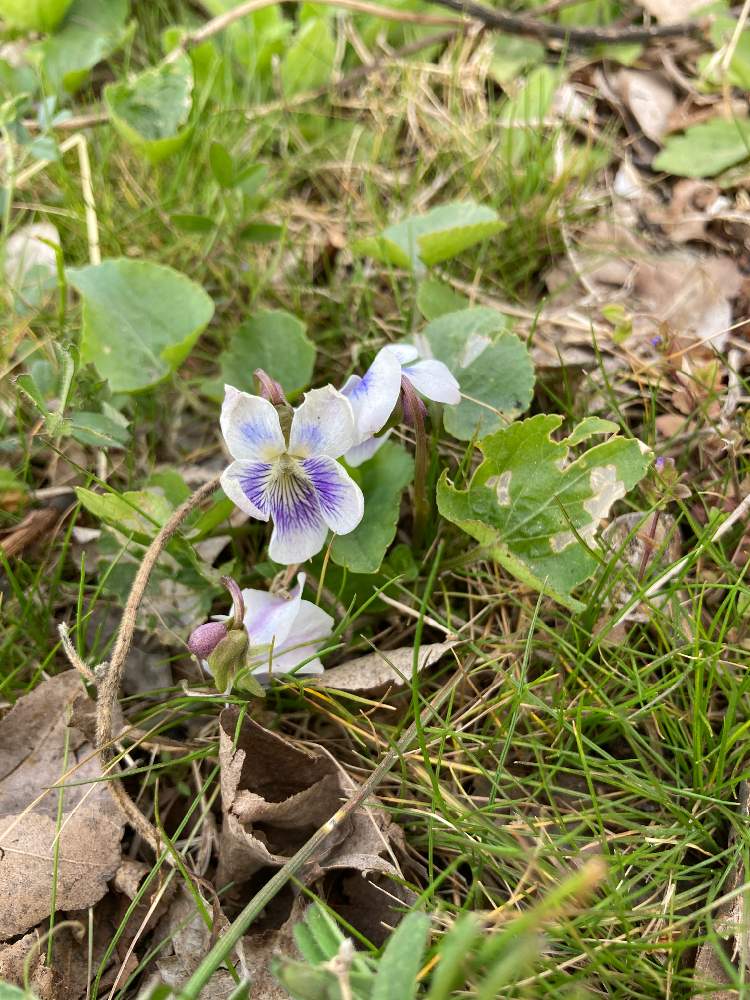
xmin=341 ymin=343 xmax=460 ymax=466
xmin=220 ymin=384 xmax=364 ymax=564
xmin=240 ymin=572 xmax=333 ymax=676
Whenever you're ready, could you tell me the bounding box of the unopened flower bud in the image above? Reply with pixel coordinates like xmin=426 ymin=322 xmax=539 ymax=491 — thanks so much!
xmin=254 ymin=368 xmax=286 ymax=406
xmin=188 ymin=620 xmax=228 ymax=658
xmin=207 ymin=628 xmax=249 ymax=693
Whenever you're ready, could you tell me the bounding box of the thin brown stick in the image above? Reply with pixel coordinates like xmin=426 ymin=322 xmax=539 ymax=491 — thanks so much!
xmin=95 ymin=474 xmax=222 ymax=760
xmin=427 ymin=0 xmax=704 ymax=43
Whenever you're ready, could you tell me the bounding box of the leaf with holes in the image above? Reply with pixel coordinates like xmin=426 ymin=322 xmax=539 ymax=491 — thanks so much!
xmin=104 ymin=53 xmax=193 ymax=163
xmin=437 ymin=414 xmax=651 ymax=610
xmin=68 ymin=258 xmax=214 ymax=392
xmin=417 ymin=307 xmax=535 ymax=440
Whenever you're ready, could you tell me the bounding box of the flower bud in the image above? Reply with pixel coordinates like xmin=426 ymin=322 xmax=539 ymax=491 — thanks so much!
xmin=188 ymin=620 xmax=228 ymax=658
xmin=207 ymin=628 xmax=249 ymax=692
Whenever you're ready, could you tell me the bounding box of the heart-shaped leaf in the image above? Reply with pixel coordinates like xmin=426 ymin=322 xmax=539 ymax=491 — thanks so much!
xmin=0 ymin=0 xmax=72 ymax=30
xmin=68 ymin=258 xmax=214 ymax=393
xmin=418 ymin=307 xmax=535 ymax=440
xmin=654 ymin=117 xmax=750 ymax=178
xmin=331 ymin=441 xmax=414 ymax=574
xmin=104 ymin=53 xmax=193 ymax=164
xmin=355 ymin=201 xmax=505 ymax=271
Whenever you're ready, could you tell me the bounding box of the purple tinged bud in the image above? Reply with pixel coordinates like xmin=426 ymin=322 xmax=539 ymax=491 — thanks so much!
xmin=188 ymin=620 xmax=228 ymax=657
xmin=655 ymin=456 xmax=665 ymax=472
xmin=400 ymin=376 xmax=428 ymax=428
xmin=254 ymin=369 xmax=286 ymax=406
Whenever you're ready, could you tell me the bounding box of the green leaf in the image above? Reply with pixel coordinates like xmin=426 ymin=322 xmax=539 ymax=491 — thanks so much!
xmin=654 ymin=117 xmax=750 ymax=178
xmin=420 ymin=307 xmax=535 ymax=440
xmin=489 ymin=34 xmax=544 ymax=87
xmin=209 ymin=140 xmax=235 ymax=188
xmin=416 ymin=279 xmax=469 ymax=321
xmin=437 ymin=414 xmax=651 ymax=610
xmin=281 ymin=18 xmax=335 ymax=97
xmin=354 ymin=201 xmax=504 ymax=272
xmin=67 ymin=410 xmax=130 ymax=448
xmin=0 ymin=983 xmax=32 ymax=1000
xmin=171 ymin=212 xmax=215 ymax=233
xmin=30 ymin=0 xmax=131 ymax=95
xmin=238 ymin=222 xmax=282 ymax=243
xmin=0 ymin=0 xmax=72 ymax=31
xmin=75 ymin=486 xmax=172 ymax=537
xmin=498 ymin=65 xmax=557 ymax=125
xmin=68 ymin=258 xmax=214 ymax=393
xmin=372 ymin=912 xmax=431 ymax=1000
xmin=214 ymin=308 xmax=315 ymax=399
xmin=104 ymin=54 xmax=193 ymax=164
xmin=331 ymin=441 xmax=413 ymax=574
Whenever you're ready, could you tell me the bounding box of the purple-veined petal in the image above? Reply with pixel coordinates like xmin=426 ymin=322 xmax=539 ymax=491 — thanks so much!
xmin=343 ymin=430 xmax=392 ymax=468
xmin=220 ymin=386 xmax=285 ymax=462
xmin=220 ymin=460 xmax=273 ymax=521
xmin=402 ymin=359 xmax=461 ymax=405
xmin=341 ymin=347 xmax=402 ymax=440
xmin=265 ymin=458 xmax=329 ymax=563
xmin=302 ymin=456 xmax=364 ymax=536
xmin=289 ymin=385 xmax=357 ymax=459
xmin=382 ymin=342 xmax=419 ymax=365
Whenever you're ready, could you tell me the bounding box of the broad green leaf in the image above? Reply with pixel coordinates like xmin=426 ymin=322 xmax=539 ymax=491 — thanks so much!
xmin=30 ymin=0 xmax=131 ymax=95
xmin=104 ymin=54 xmax=193 ymax=164
xmin=416 ymin=279 xmax=469 ymax=321
xmin=699 ymin=13 xmax=750 ymax=89
xmin=372 ymin=912 xmax=431 ymax=1000
xmin=281 ymin=18 xmax=335 ymax=97
xmin=171 ymin=212 xmax=215 ymax=233
xmin=75 ymin=487 xmax=172 ymax=536
xmin=419 ymin=307 xmax=535 ymax=440
xmin=498 ymin=65 xmax=557 ymax=125
xmin=654 ymin=117 xmax=750 ymax=178
xmin=0 ymin=0 xmax=72 ymax=30
xmin=69 ymin=258 xmax=214 ymax=393
xmin=437 ymin=414 xmax=651 ymax=610
xmin=355 ymin=201 xmax=504 ymax=271
xmin=331 ymin=441 xmax=413 ymax=574
xmin=67 ymin=410 xmax=130 ymax=448
xmin=0 ymin=983 xmax=31 ymax=1000
xmin=213 ymin=309 xmax=315 ymax=399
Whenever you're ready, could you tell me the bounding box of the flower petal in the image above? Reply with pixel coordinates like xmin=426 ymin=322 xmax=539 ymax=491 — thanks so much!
xmin=382 ymin=342 xmax=419 ymax=365
xmin=302 ymin=456 xmax=364 ymax=536
xmin=402 ymin=359 xmax=461 ymax=405
xmin=341 ymin=347 xmax=402 ymax=440
xmin=220 ymin=385 xmax=285 ymax=462
xmin=343 ymin=430 xmax=392 ymax=468
xmin=220 ymin=460 xmax=272 ymax=521
xmin=289 ymin=385 xmax=357 ymax=459
xmin=242 ymin=582 xmax=302 ymax=649
xmin=266 ymin=459 xmax=329 ymax=563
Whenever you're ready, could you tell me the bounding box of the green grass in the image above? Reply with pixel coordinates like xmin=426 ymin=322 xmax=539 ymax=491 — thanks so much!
xmin=3 ymin=1 xmax=750 ymax=998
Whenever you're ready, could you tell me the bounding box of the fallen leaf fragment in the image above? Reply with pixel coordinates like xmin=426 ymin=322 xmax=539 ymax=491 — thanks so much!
xmin=634 ymin=0 xmax=709 ymax=23
xmin=614 ymin=70 xmax=675 ymax=143
xmin=0 ymin=672 xmax=125 ymax=941
xmin=312 ymin=641 xmax=455 ymax=694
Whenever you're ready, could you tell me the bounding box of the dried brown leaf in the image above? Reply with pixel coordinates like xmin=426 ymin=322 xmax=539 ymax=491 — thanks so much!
xmin=615 ymin=70 xmax=675 ymax=143
xmin=216 ymin=712 xmax=401 ymax=887
xmin=313 ymin=641 xmax=455 ymax=694
xmin=634 ymin=0 xmax=708 ymax=22
xmin=0 ymin=672 xmax=125 ymax=941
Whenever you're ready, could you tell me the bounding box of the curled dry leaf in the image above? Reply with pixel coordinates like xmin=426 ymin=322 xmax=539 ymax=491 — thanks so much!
xmin=646 ymin=179 xmax=732 ymax=244
xmin=312 ymin=641 xmax=456 ymax=694
xmin=0 ymin=672 xmax=125 ymax=941
xmin=614 ymin=70 xmax=675 ymax=144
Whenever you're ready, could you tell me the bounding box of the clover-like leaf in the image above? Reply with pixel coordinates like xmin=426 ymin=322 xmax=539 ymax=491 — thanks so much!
xmin=331 ymin=441 xmax=413 ymax=574
xmin=104 ymin=53 xmax=193 ymax=164
xmin=437 ymin=414 xmax=651 ymax=610
xmin=418 ymin=307 xmax=535 ymax=440
xmin=68 ymin=258 xmax=214 ymax=393
xmin=281 ymin=17 xmax=335 ymax=96
xmin=355 ymin=201 xmax=505 ymax=272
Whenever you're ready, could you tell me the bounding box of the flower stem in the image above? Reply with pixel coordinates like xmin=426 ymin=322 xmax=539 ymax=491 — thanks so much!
xmin=401 ymin=377 xmax=429 ymax=546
